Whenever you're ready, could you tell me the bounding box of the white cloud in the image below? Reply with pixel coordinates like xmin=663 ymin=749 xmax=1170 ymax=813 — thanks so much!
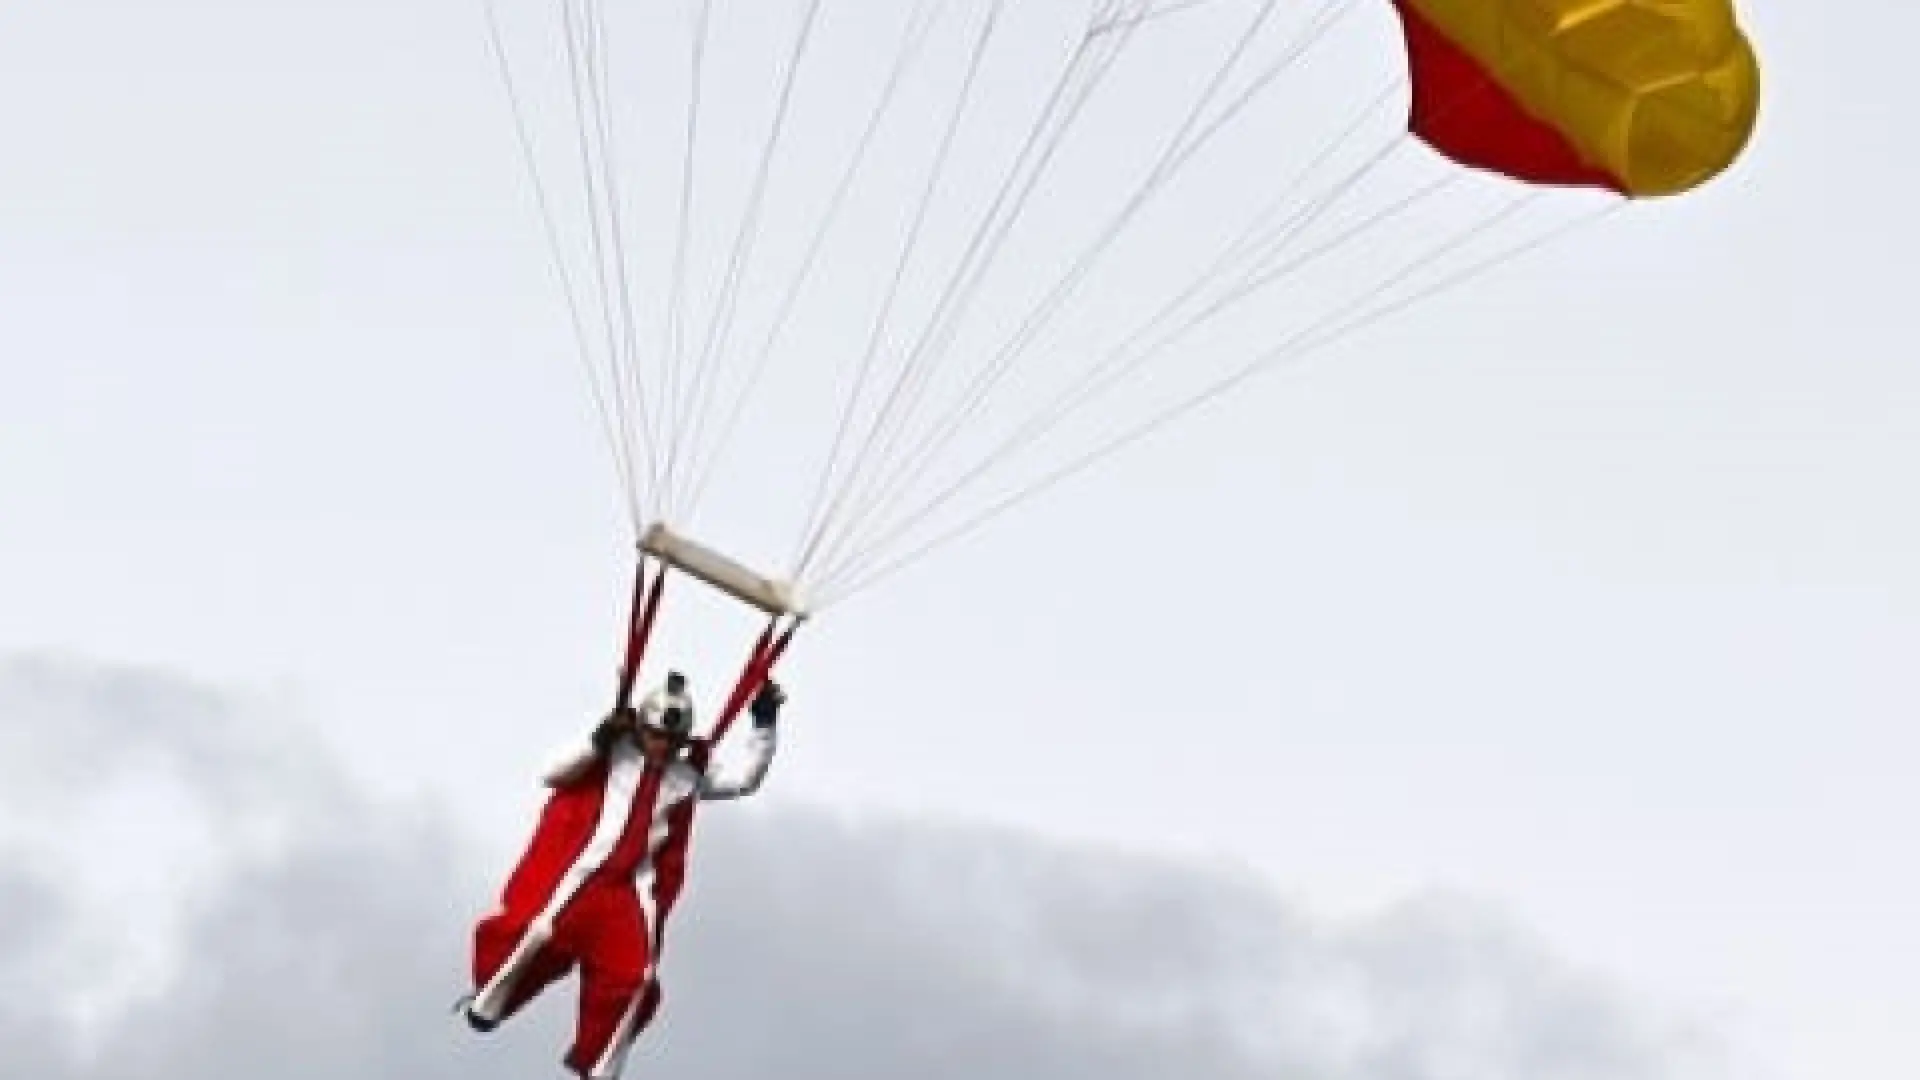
xmin=0 ymin=655 xmax=1714 ymax=1079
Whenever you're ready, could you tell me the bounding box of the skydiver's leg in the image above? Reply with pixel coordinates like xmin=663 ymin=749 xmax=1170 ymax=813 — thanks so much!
xmin=471 ymin=904 xmax=583 ymax=1029
xmin=561 ymin=885 xmax=652 ymax=1079
xmin=471 ymin=909 xmax=526 ymax=990
xmin=470 ymin=909 xmax=578 ymax=1030
xmin=469 ymin=945 xmax=572 ymax=1031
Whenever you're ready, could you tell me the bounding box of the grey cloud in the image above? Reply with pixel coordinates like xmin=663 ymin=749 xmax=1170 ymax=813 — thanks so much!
xmin=0 ymin=867 xmax=60 ymax=974
xmin=0 ymin=653 xmax=336 ymax=817
xmin=0 ymin=867 xmax=68 ymax=1062
xmin=0 ymin=655 xmax=1710 ymax=1079
xmin=655 ymin=818 xmax=1693 ymax=1080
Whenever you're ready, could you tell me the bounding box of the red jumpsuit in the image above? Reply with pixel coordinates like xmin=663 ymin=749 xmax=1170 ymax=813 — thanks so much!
xmin=467 ymin=724 xmax=776 ymax=1079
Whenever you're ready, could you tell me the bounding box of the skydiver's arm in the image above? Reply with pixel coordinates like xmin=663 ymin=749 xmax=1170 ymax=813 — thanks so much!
xmin=696 ymin=682 xmax=785 ymax=801
xmin=696 ymin=726 xmax=777 ymax=801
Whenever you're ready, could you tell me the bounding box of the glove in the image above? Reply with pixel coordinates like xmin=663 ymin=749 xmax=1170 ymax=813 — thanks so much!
xmin=748 ymin=680 xmax=786 ymax=729
xmin=592 ymin=707 xmax=637 ymax=755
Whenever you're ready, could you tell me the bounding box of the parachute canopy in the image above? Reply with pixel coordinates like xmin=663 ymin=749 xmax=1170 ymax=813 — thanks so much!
xmin=1392 ymin=0 xmax=1761 ymax=196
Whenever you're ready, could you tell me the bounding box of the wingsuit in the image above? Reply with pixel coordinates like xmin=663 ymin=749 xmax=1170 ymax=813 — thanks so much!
xmin=465 ymin=676 xmax=784 ymax=1079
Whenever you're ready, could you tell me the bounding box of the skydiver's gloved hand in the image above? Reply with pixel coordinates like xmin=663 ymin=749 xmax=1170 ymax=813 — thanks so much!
xmin=749 ymin=680 xmax=786 ymax=730
xmin=592 ymin=706 xmax=638 ymax=756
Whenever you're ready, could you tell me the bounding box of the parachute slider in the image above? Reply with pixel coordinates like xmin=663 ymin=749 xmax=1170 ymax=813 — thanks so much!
xmin=638 ymin=522 xmax=808 ymax=619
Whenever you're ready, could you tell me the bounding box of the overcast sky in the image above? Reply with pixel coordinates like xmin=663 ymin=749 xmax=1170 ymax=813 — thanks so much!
xmin=2 ymin=3 xmax=1914 ymax=1080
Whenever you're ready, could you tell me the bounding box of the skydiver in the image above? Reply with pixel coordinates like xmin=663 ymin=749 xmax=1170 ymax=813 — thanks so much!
xmin=463 ymin=670 xmax=786 ymax=1080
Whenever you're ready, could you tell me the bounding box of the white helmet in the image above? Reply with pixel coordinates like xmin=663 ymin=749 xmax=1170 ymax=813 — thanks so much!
xmin=639 ymin=671 xmax=695 ymax=739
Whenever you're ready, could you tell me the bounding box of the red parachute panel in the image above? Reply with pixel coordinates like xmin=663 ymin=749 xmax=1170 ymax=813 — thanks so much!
xmin=1392 ymin=0 xmax=1626 ymax=195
